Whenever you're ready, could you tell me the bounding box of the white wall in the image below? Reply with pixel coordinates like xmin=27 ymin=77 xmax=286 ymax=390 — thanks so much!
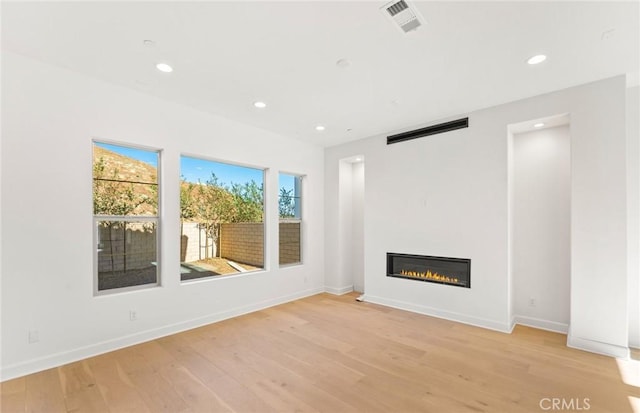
xmin=512 ymin=126 xmax=571 ymax=332
xmin=628 ymin=86 xmax=640 ymax=349
xmin=0 ymin=51 xmax=3 ymax=374
xmin=568 ymin=77 xmax=627 ymax=357
xmin=0 ymin=52 xmax=325 ymax=380
xmin=326 ymin=76 xmax=629 ymax=357
xmin=327 ymin=115 xmax=514 ymax=331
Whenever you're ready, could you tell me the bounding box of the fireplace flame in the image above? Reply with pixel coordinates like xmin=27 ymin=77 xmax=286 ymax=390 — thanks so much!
xmin=400 ymin=269 xmax=460 ymax=285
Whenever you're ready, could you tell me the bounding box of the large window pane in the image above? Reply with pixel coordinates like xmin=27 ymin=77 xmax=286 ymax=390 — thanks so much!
xmin=180 ymin=156 xmax=264 ymax=281
xmin=279 ymin=173 xmax=302 ymax=265
xmin=93 ymin=142 xmax=159 ymax=293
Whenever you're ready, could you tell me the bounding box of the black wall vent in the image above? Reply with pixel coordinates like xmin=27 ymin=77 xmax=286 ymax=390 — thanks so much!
xmin=387 ymin=117 xmax=469 ymax=145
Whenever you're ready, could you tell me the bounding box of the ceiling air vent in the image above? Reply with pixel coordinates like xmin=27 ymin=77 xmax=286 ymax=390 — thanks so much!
xmin=380 ymin=0 xmax=425 ymax=34
xmin=387 ymin=118 xmax=469 ymax=145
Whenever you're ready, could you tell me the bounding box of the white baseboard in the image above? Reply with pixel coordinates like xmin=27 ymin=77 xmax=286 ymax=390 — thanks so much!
xmin=0 ymin=287 xmax=324 ymax=382
xmin=567 ymin=330 xmax=630 ymax=358
xmin=364 ymin=294 xmax=512 ymax=333
xmin=324 ymin=285 xmax=354 ymax=295
xmin=513 ymin=315 xmax=569 ymax=334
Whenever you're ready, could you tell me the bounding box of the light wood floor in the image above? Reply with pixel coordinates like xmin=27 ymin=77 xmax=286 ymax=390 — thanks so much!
xmin=2 ymin=293 xmax=639 ymax=412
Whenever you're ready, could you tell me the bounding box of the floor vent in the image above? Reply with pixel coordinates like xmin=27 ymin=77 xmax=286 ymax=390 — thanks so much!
xmin=387 ymin=118 xmax=469 ymax=145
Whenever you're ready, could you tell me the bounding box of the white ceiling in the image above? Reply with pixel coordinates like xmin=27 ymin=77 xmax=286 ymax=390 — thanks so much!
xmin=2 ymin=1 xmax=638 ymax=147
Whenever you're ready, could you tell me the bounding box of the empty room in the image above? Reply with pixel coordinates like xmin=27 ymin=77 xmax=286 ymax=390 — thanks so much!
xmin=1 ymin=1 xmax=639 ymax=412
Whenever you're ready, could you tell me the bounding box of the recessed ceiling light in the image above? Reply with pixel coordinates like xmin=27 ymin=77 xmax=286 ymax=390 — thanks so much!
xmin=253 ymin=101 xmax=267 ymax=109
xmin=156 ymin=63 xmax=173 ymax=73
xmin=527 ymin=54 xmax=547 ymax=65
xmin=143 ymin=40 xmax=156 ymax=48
xmin=315 ymin=125 xmax=326 ymax=131
xmin=534 ymin=123 xmax=545 ymax=128
xmin=355 ymin=157 xmax=362 ymax=162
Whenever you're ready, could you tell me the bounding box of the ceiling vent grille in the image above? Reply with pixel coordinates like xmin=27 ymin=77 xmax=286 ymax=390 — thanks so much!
xmin=387 ymin=118 xmax=469 ymax=145
xmin=381 ymin=0 xmax=425 ymax=34
xmin=386 ymin=0 xmax=408 ymax=16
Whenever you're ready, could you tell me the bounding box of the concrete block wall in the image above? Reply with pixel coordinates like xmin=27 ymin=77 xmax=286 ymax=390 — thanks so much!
xmin=279 ymin=221 xmax=301 ymax=265
xmin=179 ymin=221 xmax=300 ymax=267
xmin=97 ymin=222 xmax=156 ymax=272
xmin=220 ymin=222 xmax=265 ymax=267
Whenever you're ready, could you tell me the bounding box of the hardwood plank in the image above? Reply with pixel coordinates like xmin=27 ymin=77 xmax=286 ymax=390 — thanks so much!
xmin=225 ymin=343 xmax=359 ymax=413
xmin=58 ymin=361 xmax=93 ymax=396
xmin=87 ymin=354 xmax=152 ymax=413
xmin=125 ymin=369 xmax=192 ymax=413
xmin=157 ymin=362 xmax=234 ymax=413
xmin=1 ymin=377 xmax=26 ymax=413
xmin=24 ymin=369 xmax=65 ymax=413
xmin=4 ymin=293 xmax=637 ymax=413
xmin=157 ymin=334 xmax=276 ymax=412
xmin=63 ymin=386 xmax=109 ymax=413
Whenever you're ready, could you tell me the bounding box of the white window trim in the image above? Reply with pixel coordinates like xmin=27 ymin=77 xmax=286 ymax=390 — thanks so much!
xmin=279 ymin=173 xmax=304 ymax=267
xmin=92 ymin=140 xmax=161 ymax=296
xmin=178 ymin=154 xmax=267 ymax=282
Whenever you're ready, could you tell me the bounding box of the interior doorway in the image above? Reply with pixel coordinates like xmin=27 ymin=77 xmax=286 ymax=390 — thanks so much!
xmin=338 ymin=156 xmax=365 ymax=294
xmin=508 ymin=114 xmax=571 ymax=332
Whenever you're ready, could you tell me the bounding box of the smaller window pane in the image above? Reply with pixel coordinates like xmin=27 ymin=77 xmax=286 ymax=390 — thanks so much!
xmin=279 ymin=173 xmax=302 ymax=265
xmin=278 ymin=174 xmax=301 ymax=219
xmin=93 ymin=143 xmax=158 ymax=216
xmin=97 ymin=220 xmax=157 ymax=291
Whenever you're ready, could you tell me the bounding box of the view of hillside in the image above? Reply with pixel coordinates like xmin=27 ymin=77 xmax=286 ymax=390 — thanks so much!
xmin=93 ymin=145 xmax=157 ymax=183
xmin=93 ymin=145 xmax=158 ymax=216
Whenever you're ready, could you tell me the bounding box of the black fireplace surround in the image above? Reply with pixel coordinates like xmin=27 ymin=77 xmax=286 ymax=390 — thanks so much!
xmin=387 ymin=253 xmax=471 ymax=288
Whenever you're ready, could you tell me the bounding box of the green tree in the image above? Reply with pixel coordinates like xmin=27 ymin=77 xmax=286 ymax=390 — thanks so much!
xmin=230 ymin=180 xmax=263 ymax=223
xmin=179 ymin=178 xmax=198 ymax=260
xmin=196 ymin=174 xmax=237 ymax=258
xmin=93 ymin=157 xmax=152 ymax=216
xmin=180 ymin=178 xmax=198 ymax=221
xmin=279 ymin=187 xmax=295 ymax=218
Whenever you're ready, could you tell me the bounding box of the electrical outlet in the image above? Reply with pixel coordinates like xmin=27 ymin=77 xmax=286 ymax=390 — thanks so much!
xmin=28 ymin=330 xmax=39 ymax=344
xmin=129 ymin=310 xmax=138 ymax=321
xmin=529 ymin=298 xmax=536 ymax=307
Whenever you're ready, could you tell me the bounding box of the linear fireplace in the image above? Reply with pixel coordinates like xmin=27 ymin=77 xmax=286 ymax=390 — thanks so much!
xmin=387 ymin=253 xmax=471 ymax=288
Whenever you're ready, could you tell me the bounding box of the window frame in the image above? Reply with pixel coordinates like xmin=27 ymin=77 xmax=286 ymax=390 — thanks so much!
xmin=178 ymin=153 xmax=267 ymax=283
xmin=92 ymin=140 xmax=161 ymax=296
xmin=278 ymin=172 xmax=304 ymax=267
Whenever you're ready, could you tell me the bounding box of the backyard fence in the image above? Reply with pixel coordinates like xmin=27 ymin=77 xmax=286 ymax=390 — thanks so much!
xmin=180 ymin=221 xmax=301 ymax=267
xmin=97 ymin=222 xmax=156 ymax=273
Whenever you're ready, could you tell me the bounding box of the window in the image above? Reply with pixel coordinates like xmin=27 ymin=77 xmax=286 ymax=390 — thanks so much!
xmin=179 ymin=156 xmax=265 ymax=281
xmin=93 ymin=142 xmax=159 ymax=293
xmin=279 ymin=173 xmax=302 ymax=265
